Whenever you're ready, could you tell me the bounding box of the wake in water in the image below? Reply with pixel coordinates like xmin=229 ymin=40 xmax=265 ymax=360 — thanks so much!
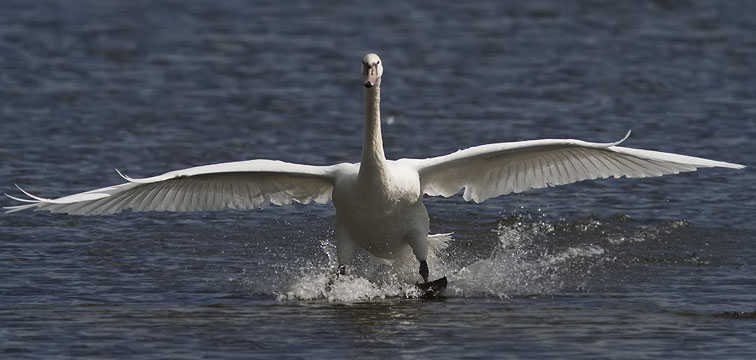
xmin=239 ymin=215 xmax=695 ymax=302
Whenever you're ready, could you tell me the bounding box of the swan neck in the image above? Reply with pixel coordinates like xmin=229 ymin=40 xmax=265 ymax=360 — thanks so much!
xmin=360 ymin=82 xmax=385 ymax=175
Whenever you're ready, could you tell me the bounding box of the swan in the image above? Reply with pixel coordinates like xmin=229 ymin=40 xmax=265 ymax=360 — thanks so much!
xmin=4 ymin=53 xmax=745 ymax=284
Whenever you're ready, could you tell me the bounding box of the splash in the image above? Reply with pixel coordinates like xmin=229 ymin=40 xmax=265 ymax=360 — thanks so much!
xmin=270 ymin=215 xmax=689 ymax=302
xmin=275 ymin=237 xmax=445 ymax=301
xmin=276 ymin=272 xmax=422 ymax=302
xmin=448 ymin=218 xmax=608 ymax=298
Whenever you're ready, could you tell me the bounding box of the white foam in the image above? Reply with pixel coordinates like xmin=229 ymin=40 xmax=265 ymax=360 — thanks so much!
xmin=272 ymin=219 xmax=612 ymax=301
xmin=276 ymin=271 xmax=424 ymax=302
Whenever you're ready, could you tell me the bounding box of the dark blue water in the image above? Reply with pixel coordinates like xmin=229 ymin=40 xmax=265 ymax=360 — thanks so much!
xmin=2 ymin=0 xmax=755 ymax=358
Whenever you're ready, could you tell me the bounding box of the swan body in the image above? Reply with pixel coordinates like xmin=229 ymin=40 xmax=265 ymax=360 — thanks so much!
xmin=333 ymin=161 xmax=429 ymax=262
xmin=5 ymin=53 xmax=745 ymax=282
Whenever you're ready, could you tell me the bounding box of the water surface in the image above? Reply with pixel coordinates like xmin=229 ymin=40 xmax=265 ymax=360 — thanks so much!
xmin=1 ymin=0 xmax=755 ymax=358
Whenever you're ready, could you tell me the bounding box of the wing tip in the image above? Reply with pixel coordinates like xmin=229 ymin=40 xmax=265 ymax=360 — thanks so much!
xmin=684 ymin=158 xmax=745 ymax=170
xmin=14 ymin=184 xmax=50 ymax=202
xmin=5 ymin=191 xmax=39 ymax=204
xmin=3 ymin=204 xmax=36 ymax=213
xmin=717 ymin=162 xmax=746 ymax=170
xmin=4 ymin=185 xmax=45 ymax=213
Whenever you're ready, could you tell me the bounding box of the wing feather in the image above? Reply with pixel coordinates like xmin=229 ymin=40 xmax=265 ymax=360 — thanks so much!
xmin=165 ymin=179 xmax=184 ymax=211
xmin=577 ymin=148 xmax=612 ymax=178
xmin=547 ymin=152 xmax=566 ymax=183
xmin=525 ymin=156 xmax=536 ymax=191
xmin=5 ymin=160 xmax=341 ymax=215
xmin=397 ymin=131 xmax=744 ymax=203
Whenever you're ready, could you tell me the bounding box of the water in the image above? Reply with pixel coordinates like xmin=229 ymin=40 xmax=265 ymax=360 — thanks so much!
xmin=1 ymin=0 xmax=755 ymax=358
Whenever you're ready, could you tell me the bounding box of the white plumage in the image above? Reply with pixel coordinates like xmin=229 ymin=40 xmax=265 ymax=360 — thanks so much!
xmin=402 ymin=131 xmax=740 ymax=202
xmin=5 ymin=53 xmax=744 ymax=282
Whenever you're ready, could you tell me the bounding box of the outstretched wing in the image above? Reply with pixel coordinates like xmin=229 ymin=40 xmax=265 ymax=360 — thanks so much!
xmin=5 ymin=160 xmax=344 ymax=215
xmin=398 ymin=131 xmax=744 ymax=203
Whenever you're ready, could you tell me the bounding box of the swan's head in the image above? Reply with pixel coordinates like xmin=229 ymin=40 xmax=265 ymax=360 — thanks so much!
xmin=362 ymin=53 xmax=383 ymax=88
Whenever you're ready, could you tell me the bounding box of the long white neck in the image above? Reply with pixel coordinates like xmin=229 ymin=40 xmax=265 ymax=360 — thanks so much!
xmin=359 ymin=81 xmax=386 ymax=180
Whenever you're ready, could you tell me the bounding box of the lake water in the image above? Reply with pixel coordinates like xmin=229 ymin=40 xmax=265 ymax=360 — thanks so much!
xmin=1 ymin=0 xmax=755 ymax=358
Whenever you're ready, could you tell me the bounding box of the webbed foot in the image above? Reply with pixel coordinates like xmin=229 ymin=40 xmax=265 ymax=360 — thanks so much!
xmin=326 ymin=265 xmax=347 ymax=292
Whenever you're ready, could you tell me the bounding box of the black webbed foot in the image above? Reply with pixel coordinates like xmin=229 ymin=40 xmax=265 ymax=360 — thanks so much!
xmin=326 ymin=265 xmax=348 ymax=292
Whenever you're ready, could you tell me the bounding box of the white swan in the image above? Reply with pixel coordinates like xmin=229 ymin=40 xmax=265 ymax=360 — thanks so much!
xmin=5 ymin=53 xmax=744 ymax=283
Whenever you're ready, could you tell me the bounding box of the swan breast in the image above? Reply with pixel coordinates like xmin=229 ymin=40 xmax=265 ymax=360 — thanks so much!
xmin=332 ymin=161 xmax=422 ymax=213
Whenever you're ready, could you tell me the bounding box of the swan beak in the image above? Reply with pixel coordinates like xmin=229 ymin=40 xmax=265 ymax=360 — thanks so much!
xmin=363 ymin=66 xmax=378 ymax=88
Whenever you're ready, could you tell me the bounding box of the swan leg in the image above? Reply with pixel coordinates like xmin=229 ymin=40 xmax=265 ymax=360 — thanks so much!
xmin=335 ymin=220 xmax=354 ymax=275
xmin=408 ymin=233 xmax=430 ymax=282
xmin=419 ymin=260 xmax=429 ymax=283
